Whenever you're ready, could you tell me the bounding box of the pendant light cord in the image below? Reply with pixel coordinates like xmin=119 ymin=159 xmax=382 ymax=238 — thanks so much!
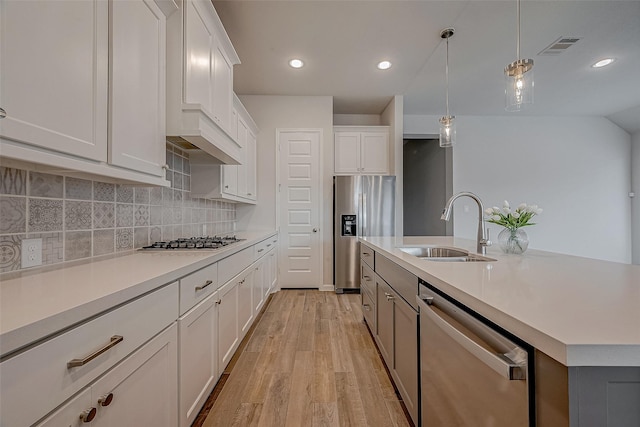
xmin=445 ymin=35 xmax=450 ymax=117
xmin=516 ymin=0 xmax=521 ymax=60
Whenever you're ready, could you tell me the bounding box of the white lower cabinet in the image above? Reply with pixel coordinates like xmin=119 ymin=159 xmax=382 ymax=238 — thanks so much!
xmin=34 ymin=388 xmax=93 ymax=427
xmin=252 ymin=260 xmax=265 ymax=315
xmin=178 ymin=292 xmax=219 ymax=427
xmin=90 ymin=324 xmax=178 ymax=427
xmin=218 ymin=278 xmax=240 ymax=371
xmin=237 ymin=269 xmax=254 ymax=338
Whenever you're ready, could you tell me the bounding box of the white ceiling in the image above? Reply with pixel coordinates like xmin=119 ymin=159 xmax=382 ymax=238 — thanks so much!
xmin=212 ymin=0 xmax=640 ymax=134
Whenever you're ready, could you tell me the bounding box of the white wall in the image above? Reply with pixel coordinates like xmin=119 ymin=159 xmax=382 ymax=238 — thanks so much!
xmin=333 ymin=114 xmax=381 ymax=126
xmin=236 ymin=95 xmax=334 ymax=284
xmin=404 ymin=114 xmax=632 ymax=263
xmin=381 ymin=95 xmax=404 ymax=238
xmin=632 ymin=131 xmax=640 ymax=265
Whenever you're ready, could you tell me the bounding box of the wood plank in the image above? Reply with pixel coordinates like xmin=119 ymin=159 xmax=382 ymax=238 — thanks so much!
xmin=312 ymin=402 xmax=340 ymax=427
xmin=284 ymin=351 xmax=314 ymax=426
xmin=256 ymin=372 xmax=292 ymax=427
xmin=334 ymin=371 xmax=368 ymax=427
xmin=230 ymin=403 xmax=263 ymax=427
xmin=311 ymin=350 xmax=336 ymax=403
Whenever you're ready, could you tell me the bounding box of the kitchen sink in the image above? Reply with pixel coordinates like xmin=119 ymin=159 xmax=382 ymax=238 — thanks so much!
xmin=397 ymin=246 xmax=496 ymax=262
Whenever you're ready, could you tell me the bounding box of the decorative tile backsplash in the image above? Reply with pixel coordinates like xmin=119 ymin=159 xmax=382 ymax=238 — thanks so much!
xmin=0 ymin=142 xmax=237 ymax=273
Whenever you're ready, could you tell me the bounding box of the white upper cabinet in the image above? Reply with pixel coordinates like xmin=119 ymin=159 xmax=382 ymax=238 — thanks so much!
xmin=167 ymin=0 xmax=242 ymax=165
xmin=0 ymin=0 xmax=108 ymax=161
xmin=109 ymin=0 xmax=167 ymax=177
xmin=0 ymin=0 xmax=174 ymax=186
xmin=334 ymin=126 xmax=390 ymax=175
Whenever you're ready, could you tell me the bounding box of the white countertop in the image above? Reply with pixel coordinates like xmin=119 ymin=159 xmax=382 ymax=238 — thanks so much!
xmin=361 ymin=236 xmax=640 ymax=367
xmin=0 ymin=231 xmax=276 ymax=358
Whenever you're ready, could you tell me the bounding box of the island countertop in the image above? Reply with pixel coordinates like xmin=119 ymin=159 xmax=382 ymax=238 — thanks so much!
xmin=360 ymin=236 xmax=640 ymax=367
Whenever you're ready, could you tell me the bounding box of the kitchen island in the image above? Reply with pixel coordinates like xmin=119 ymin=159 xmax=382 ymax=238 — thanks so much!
xmin=361 ymin=236 xmax=640 ymax=427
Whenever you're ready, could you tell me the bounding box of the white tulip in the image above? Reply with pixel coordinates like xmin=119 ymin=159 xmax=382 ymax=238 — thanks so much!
xmin=484 ymin=207 xmax=494 ymax=215
xmin=503 ymin=200 xmax=510 ymax=208
xmin=536 ymin=208 xmax=543 ymax=215
xmin=517 ymin=203 xmax=527 ymax=212
xmin=492 ymin=206 xmax=500 ymax=213
xmin=512 ymin=211 xmax=521 ymax=219
xmin=502 ymin=207 xmax=511 ymax=214
xmin=492 ymin=215 xmax=501 ymax=221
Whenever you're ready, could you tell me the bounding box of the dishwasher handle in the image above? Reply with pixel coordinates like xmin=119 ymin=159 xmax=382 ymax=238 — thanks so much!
xmin=418 ymin=296 xmax=526 ymax=381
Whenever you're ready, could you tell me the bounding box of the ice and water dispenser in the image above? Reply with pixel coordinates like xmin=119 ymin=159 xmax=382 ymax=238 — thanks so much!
xmin=341 ymin=215 xmax=357 ymax=236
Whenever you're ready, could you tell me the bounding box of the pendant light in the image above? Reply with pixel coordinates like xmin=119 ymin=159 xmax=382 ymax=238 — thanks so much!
xmin=504 ymin=0 xmax=534 ymax=111
xmin=439 ymin=27 xmax=455 ymax=148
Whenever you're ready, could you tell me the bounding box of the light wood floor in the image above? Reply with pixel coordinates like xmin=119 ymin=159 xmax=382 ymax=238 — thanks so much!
xmin=195 ymin=289 xmax=412 ymax=427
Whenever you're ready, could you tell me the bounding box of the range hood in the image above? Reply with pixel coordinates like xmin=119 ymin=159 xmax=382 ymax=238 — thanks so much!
xmin=166 ymin=103 xmax=242 ymax=165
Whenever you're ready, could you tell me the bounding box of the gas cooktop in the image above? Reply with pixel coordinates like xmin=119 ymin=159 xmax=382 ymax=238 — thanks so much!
xmin=141 ymin=236 xmax=244 ymax=251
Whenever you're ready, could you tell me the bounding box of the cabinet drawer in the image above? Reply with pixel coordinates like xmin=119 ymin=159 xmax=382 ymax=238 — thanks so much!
xmin=362 ymin=287 xmax=376 ymax=331
xmin=360 ymin=243 xmax=375 ymax=269
xmin=219 ymin=247 xmax=253 ymax=285
xmin=376 ymin=254 xmax=418 ymax=310
xmin=179 ymin=262 xmax=218 ymax=315
xmin=0 ymin=282 xmax=178 ymax=427
xmin=254 ymin=237 xmax=275 ymax=260
xmin=361 ymin=263 xmax=375 ymax=298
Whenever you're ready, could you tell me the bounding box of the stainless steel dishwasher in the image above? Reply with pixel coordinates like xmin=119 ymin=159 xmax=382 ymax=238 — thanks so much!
xmin=417 ymin=281 xmax=533 ymax=426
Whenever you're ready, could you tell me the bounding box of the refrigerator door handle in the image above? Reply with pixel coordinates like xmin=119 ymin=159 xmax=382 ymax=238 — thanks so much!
xmin=360 ymin=193 xmax=367 ymax=236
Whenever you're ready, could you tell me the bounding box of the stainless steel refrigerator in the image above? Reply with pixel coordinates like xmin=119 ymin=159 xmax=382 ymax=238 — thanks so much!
xmin=334 ymin=175 xmax=396 ymax=293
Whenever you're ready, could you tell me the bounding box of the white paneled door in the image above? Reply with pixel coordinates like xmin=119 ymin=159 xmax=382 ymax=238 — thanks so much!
xmin=278 ymin=130 xmax=322 ymax=288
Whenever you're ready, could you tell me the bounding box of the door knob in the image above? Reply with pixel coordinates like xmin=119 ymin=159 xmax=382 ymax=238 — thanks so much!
xmin=312 ymin=228 xmax=318 ymax=233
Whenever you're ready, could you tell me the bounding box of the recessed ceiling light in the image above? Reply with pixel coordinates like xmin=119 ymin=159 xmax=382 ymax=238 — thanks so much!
xmin=592 ymin=58 xmax=615 ymax=68
xmin=377 ymin=60 xmax=392 ymax=70
xmin=289 ymin=59 xmax=304 ymax=69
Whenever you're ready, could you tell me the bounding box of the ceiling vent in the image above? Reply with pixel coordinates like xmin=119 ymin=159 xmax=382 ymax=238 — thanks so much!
xmin=538 ymin=37 xmax=582 ymax=56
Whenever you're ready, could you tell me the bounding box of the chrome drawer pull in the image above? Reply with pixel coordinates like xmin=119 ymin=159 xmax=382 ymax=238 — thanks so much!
xmin=363 ymin=304 xmax=371 ymax=311
xmin=195 ymin=280 xmax=213 ymax=291
xmin=98 ymin=392 xmax=114 ymax=407
xmin=80 ymin=407 xmax=97 ymax=423
xmin=257 ymin=248 xmax=264 ymax=253
xmin=363 ymin=275 xmax=371 ymax=281
xmin=67 ymin=335 xmax=124 ymax=368
xmin=266 ymin=243 xmax=272 ymax=247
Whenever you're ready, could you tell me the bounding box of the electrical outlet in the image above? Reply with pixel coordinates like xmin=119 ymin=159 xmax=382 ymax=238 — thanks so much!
xmin=21 ymin=238 xmax=43 ymax=268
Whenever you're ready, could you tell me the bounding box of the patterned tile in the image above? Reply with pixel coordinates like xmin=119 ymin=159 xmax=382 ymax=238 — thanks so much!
xmin=134 ymin=227 xmax=149 ymax=248
xmin=94 ymin=182 xmax=115 ymax=202
xmin=134 ymin=205 xmax=149 ymax=226
xmin=115 ymin=228 xmax=133 ymax=252
xmin=93 ymin=229 xmax=114 ymax=256
xmin=171 ymin=225 xmax=182 ymax=238
xmin=207 ymin=209 xmax=214 ymax=222
xmin=0 ymin=234 xmax=23 ymax=272
xmin=162 ymin=187 xmax=173 ymax=206
xmin=173 ymin=173 xmax=183 ymax=191
xmin=174 ymin=189 xmax=183 ymax=205
xmin=162 ymin=207 xmax=173 ymax=225
xmin=162 ymin=225 xmax=173 ymax=241
xmin=116 ymin=185 xmax=133 ymax=203
xmin=65 ymin=201 xmax=92 ymax=230
xmin=27 ymin=232 xmax=63 ymax=265
xmin=28 ymin=198 xmax=63 ymax=232
xmin=116 ymin=203 xmax=134 ymax=228
xmin=149 ymin=205 xmax=162 ymax=226
xmin=0 ymin=196 xmax=26 ymax=233
xmin=150 ymin=187 xmax=163 ymax=205
xmin=93 ymin=202 xmax=115 ymax=229
xmin=183 ymin=207 xmax=192 ymax=224
xmin=149 ymin=226 xmax=162 ymax=242
xmin=29 ymin=172 xmax=63 ymax=198
xmin=173 ymin=155 xmax=183 ymax=174
xmin=65 ymin=177 xmax=92 ymax=200
xmin=134 ymin=187 xmax=150 ymax=205
xmin=174 ymin=207 xmax=183 ymax=224
xmin=65 ymin=231 xmax=92 ymax=261
xmin=1 ymin=167 xmax=26 ymax=195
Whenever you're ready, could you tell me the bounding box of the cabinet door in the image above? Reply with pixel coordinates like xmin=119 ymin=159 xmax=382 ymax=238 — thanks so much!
xmin=0 ymin=0 xmax=108 ymax=161
xmin=393 ymin=296 xmax=419 ymax=425
xmin=253 ymin=260 xmax=265 ymax=315
xmin=109 ymin=0 xmax=166 ymax=177
xmin=178 ymin=293 xmax=219 ymax=427
xmin=34 ymin=388 xmax=94 ymax=427
xmin=212 ymin=40 xmax=233 ymax=132
xmin=245 ymin=130 xmax=257 ymax=200
xmin=184 ymin=0 xmax=214 ymax=110
xmin=91 ymin=324 xmax=178 ymax=427
xmin=236 ymin=116 xmax=249 ymax=197
xmin=218 ymin=279 xmax=239 ymax=371
xmin=221 ymin=165 xmax=238 ymax=196
xmin=237 ymin=269 xmax=254 ymax=339
xmin=376 ymin=277 xmax=394 ymax=366
xmin=360 ymin=131 xmax=389 ymax=174
xmin=267 ymin=249 xmax=277 ymax=295
xmin=334 ymin=132 xmax=360 ymax=174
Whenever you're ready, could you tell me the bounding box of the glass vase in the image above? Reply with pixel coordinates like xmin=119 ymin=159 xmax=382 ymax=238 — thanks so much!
xmin=498 ymin=228 xmax=529 ymax=254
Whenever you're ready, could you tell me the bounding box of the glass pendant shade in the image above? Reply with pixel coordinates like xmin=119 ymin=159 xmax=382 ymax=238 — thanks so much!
xmin=439 ymin=115 xmax=456 ymax=148
xmin=505 ymin=59 xmax=534 ymax=111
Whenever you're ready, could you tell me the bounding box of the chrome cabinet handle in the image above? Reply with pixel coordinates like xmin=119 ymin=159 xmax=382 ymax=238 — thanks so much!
xmin=362 ymin=252 xmax=371 ymax=257
xmin=215 ymin=299 xmax=222 ymax=305
xmin=98 ymin=393 xmax=114 ymax=407
xmin=67 ymin=335 xmax=124 ymax=368
xmin=162 ymin=164 xmax=169 ymax=170
xmin=384 ymin=293 xmax=395 ymax=301
xmin=266 ymin=244 xmax=272 ymax=247
xmin=363 ymin=275 xmax=371 ymax=281
xmin=80 ymin=407 xmax=97 ymax=423
xmin=195 ymin=280 xmax=213 ymax=291
xmin=257 ymin=248 xmax=264 ymax=253
xmin=313 ymin=228 xmax=318 ymax=233
xmin=0 ymin=107 xmax=6 ymax=119
xmin=363 ymin=304 xmax=371 ymax=311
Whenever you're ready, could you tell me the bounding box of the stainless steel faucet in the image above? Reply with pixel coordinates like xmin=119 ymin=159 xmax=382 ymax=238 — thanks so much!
xmin=441 ymin=191 xmax=492 ymax=255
